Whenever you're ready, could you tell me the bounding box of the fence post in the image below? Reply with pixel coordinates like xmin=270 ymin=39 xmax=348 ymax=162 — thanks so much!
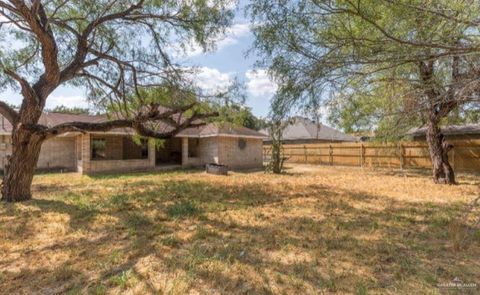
xmin=329 ymin=144 xmax=333 ymax=166
xmin=304 ymin=145 xmax=307 ymax=163
xmin=360 ymin=144 xmax=364 ymax=167
xmin=399 ymin=143 xmax=404 ymax=170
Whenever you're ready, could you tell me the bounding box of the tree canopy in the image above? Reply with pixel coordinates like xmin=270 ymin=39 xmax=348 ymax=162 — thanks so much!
xmin=0 ymin=0 xmax=237 ymax=201
xmin=249 ymin=0 xmax=480 ymax=183
xmin=249 ymin=0 xmax=480 ymax=116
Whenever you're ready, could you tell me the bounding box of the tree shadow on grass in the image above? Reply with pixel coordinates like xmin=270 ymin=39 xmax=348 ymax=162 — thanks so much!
xmin=1 ymin=175 xmax=478 ymax=294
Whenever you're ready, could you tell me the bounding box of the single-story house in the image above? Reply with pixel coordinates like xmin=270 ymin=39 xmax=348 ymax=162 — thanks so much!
xmin=0 ymin=112 xmax=266 ymax=174
xmin=407 ymin=123 xmax=480 ymax=141
xmin=261 ymin=116 xmax=357 ymax=144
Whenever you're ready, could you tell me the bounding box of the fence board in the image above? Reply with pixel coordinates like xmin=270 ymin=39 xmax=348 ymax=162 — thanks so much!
xmin=263 ymin=140 xmax=480 ymax=172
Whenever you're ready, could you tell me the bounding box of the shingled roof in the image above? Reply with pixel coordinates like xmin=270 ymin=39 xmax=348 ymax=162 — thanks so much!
xmin=0 ymin=112 xmax=266 ymax=138
xmin=261 ymin=117 xmax=357 ymax=142
xmin=407 ymin=123 xmax=480 ymax=137
xmin=179 ymin=122 xmax=267 ymax=138
xmin=0 ymin=112 xmax=107 ymax=134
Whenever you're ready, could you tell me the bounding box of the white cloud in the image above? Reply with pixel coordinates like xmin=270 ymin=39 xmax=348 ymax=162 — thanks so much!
xmin=215 ymin=23 xmax=250 ymax=50
xmin=46 ymin=95 xmax=90 ymax=109
xmin=172 ymin=22 xmax=251 ymax=59
xmin=186 ymin=67 xmax=234 ymax=94
xmin=245 ymin=69 xmax=277 ymax=98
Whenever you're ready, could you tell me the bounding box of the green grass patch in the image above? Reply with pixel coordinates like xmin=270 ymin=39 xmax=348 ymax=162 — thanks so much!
xmin=166 ymin=200 xmax=201 ymax=219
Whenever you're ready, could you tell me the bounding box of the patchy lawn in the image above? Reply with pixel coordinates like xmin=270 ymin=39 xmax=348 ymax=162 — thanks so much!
xmin=0 ymin=165 xmax=479 ymax=294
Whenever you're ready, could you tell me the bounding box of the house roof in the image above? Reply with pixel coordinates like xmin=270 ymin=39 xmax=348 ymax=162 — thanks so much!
xmin=407 ymin=123 xmax=480 ymax=137
xmin=0 ymin=112 xmax=266 ymax=139
xmin=0 ymin=112 xmax=107 ymax=134
xmin=260 ymin=117 xmax=357 ymax=142
xmin=179 ymin=123 xmax=267 ymax=138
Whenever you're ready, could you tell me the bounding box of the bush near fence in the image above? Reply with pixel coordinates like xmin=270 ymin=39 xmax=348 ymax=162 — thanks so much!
xmin=263 ymin=140 xmax=480 ymax=172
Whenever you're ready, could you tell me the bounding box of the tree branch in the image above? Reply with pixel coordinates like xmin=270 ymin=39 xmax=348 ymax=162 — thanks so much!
xmin=41 ymin=104 xmax=218 ymax=139
xmin=0 ymin=101 xmax=19 ymax=123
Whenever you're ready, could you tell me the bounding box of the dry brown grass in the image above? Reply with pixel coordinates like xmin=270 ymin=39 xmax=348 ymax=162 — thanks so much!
xmin=0 ymin=165 xmax=479 ymax=294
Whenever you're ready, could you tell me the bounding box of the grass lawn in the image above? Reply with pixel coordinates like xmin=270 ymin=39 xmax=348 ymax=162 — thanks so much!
xmin=0 ymin=165 xmax=479 ymax=294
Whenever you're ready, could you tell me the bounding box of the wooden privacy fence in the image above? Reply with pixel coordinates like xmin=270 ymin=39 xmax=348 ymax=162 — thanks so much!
xmin=263 ymin=140 xmax=480 ymax=172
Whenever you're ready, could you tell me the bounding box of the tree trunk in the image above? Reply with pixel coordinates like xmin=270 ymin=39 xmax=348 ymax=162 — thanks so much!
xmin=1 ymin=129 xmax=44 ymax=202
xmin=425 ymin=122 xmax=456 ymax=184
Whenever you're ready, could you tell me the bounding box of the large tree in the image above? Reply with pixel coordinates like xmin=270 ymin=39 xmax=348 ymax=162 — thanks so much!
xmin=249 ymin=0 xmax=480 ymax=184
xmin=0 ymin=0 xmax=235 ymax=202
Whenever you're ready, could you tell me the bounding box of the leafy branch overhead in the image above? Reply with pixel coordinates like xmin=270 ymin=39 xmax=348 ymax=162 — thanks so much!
xmin=0 ymin=0 xmax=236 ymax=201
xmin=0 ymin=0 xmax=235 ymax=135
xmin=249 ymin=0 xmax=480 ymax=184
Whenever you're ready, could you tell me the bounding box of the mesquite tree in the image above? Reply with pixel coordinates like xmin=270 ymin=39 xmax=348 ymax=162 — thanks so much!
xmin=249 ymin=0 xmax=480 ymax=184
xmin=0 ymin=0 xmax=235 ymax=202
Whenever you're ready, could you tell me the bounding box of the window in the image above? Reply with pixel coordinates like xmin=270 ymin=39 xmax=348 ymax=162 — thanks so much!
xmin=188 ymin=138 xmax=199 ymax=157
xmin=141 ymin=139 xmax=149 ymax=159
xmin=91 ymin=138 xmax=106 ymax=160
xmin=238 ymin=138 xmax=247 ymax=150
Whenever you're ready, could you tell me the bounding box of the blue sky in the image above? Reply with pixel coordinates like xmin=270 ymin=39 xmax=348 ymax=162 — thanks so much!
xmin=0 ymin=2 xmax=276 ymax=118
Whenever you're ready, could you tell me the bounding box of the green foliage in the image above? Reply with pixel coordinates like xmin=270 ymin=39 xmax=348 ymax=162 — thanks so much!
xmin=265 ymin=120 xmax=287 ymax=174
xmin=249 ymin=0 xmax=480 ymax=136
xmin=46 ymin=105 xmax=91 ymax=115
xmin=0 ymin=0 xmax=236 ymax=114
xmin=208 ymin=103 xmax=267 ymax=130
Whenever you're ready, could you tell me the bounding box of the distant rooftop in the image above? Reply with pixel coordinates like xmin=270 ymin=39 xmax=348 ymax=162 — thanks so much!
xmin=407 ymin=123 xmax=480 ymax=137
xmin=261 ymin=117 xmax=357 ymax=142
xmin=0 ymin=112 xmax=266 ymax=138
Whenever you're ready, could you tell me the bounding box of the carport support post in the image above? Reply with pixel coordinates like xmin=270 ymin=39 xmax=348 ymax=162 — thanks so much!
xmin=148 ymin=139 xmax=156 ymax=168
xmin=181 ymin=137 xmax=189 ymax=167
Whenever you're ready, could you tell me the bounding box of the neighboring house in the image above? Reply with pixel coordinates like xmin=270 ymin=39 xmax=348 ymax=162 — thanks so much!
xmin=0 ymin=113 xmax=266 ymax=174
xmin=261 ymin=116 xmax=357 ymax=144
xmin=407 ymin=123 xmax=480 ymax=141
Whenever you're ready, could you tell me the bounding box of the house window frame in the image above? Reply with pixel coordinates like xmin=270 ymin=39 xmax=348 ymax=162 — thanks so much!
xmin=91 ymin=138 xmax=107 ymax=160
xmin=238 ymin=138 xmax=247 ymax=150
xmin=140 ymin=138 xmax=149 ymax=159
xmin=188 ymin=138 xmax=199 ymax=158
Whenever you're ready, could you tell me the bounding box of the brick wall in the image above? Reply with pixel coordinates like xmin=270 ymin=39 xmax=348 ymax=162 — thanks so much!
xmin=0 ymin=135 xmax=77 ymax=171
xmin=0 ymin=135 xmax=12 ymax=170
xmin=198 ymin=137 xmax=219 ymax=164
xmin=90 ymin=135 xmax=123 ymax=160
xmin=82 ymin=134 xmax=155 ymax=174
xmin=181 ymin=136 xmax=263 ymax=169
xmin=217 ymin=137 xmax=263 ymax=169
xmin=37 ymin=136 xmax=77 ymax=170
